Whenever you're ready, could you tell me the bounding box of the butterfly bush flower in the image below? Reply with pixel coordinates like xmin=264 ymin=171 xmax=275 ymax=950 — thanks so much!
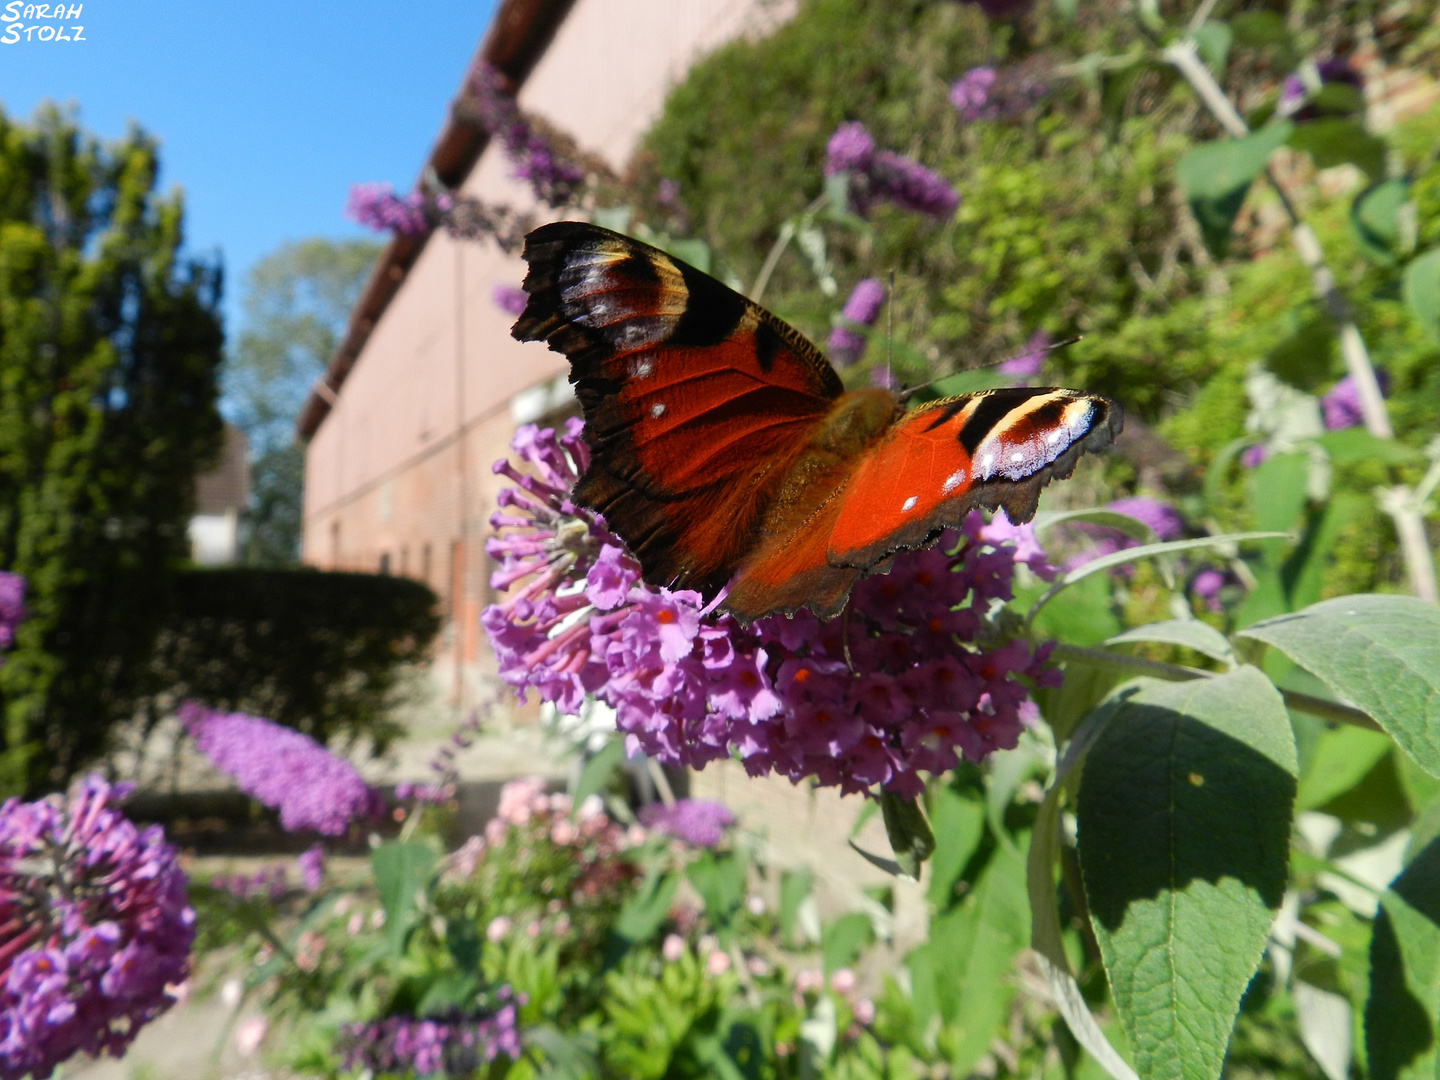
xmin=337 ymin=992 xmax=523 ymax=1077
xmin=951 ymin=67 xmax=998 ymax=120
xmin=0 ymin=775 xmax=194 ymax=1080
xmin=1279 ymin=58 xmax=1364 ymax=119
xmin=952 ymin=62 xmax=1051 ymax=122
xmin=639 ymin=799 xmax=735 ymax=848
xmin=828 ymin=278 xmax=886 ymax=365
xmin=493 ymin=284 xmax=529 ymax=316
xmin=998 ymin=330 xmax=1049 ymax=380
xmin=1320 ymin=372 xmax=1387 ymax=431
xmin=483 ymin=423 xmax=1057 ymax=799
xmin=471 ymin=62 xmax=584 ymax=208
xmin=179 ymin=703 xmax=383 ymax=836
xmin=0 ymin=573 xmax=24 ymax=653
xmin=824 ymin=122 xmax=958 ymax=220
xmin=344 ymin=183 xmax=431 ymax=236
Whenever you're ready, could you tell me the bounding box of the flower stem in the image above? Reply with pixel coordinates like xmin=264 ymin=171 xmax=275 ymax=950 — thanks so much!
xmin=1162 ymin=37 xmax=1436 ymax=603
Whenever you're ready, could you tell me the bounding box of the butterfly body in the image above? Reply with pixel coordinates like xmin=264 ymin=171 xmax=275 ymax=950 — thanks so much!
xmin=513 ymin=222 xmax=1122 ymax=622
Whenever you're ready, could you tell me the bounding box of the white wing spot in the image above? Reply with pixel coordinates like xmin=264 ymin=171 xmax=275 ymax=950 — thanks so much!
xmin=1010 ymin=450 xmax=1026 ymax=463
xmin=941 ymin=469 xmax=966 ymax=494
xmin=1046 ymin=429 xmax=1066 ymax=445
xmin=629 ymin=357 xmax=655 ymax=379
xmin=902 ymin=496 xmax=918 ymax=512
xmin=979 ymin=452 xmax=996 ymax=477
xmin=650 ymin=402 xmax=666 ymax=418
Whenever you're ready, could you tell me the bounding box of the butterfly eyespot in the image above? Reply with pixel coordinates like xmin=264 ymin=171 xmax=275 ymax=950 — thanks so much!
xmin=901 ymin=496 xmax=918 ymax=512
xmin=656 ymin=610 xmax=677 ymax=625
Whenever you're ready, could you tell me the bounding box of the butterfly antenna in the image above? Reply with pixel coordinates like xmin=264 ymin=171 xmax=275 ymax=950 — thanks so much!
xmin=896 ymin=335 xmax=1084 ymax=404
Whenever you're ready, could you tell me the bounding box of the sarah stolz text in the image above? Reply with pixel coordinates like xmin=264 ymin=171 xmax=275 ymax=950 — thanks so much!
xmin=2 ymin=3 xmax=85 ymax=43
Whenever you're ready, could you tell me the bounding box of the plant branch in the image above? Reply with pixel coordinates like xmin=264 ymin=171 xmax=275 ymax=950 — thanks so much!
xmin=1050 ymin=642 xmax=1383 ymax=731
xmin=1163 ymin=37 xmax=1438 ymax=603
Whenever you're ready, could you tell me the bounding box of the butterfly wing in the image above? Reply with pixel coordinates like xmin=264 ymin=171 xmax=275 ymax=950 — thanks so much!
xmin=826 ymin=387 xmax=1123 ymax=569
xmin=512 ymin=222 xmax=844 ymax=597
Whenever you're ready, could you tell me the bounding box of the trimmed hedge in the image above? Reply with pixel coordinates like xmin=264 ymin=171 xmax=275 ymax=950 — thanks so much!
xmin=146 ymin=568 xmax=441 ymax=754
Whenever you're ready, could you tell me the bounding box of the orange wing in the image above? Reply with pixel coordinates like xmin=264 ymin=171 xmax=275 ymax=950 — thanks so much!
xmin=512 ymin=222 xmax=843 ymax=597
xmin=829 ymin=387 xmax=1123 ymax=566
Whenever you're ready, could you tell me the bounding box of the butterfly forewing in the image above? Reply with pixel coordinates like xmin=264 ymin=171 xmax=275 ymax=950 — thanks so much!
xmin=513 ymin=222 xmax=842 ymax=594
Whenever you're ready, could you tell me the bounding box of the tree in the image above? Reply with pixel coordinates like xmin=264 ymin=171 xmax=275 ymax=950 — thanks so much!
xmin=0 ymin=104 xmax=224 ymax=793
xmin=223 ymin=237 xmax=380 ymax=565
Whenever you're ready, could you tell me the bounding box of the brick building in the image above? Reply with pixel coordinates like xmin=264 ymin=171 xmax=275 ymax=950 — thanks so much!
xmin=297 ymin=0 xmax=791 ymax=706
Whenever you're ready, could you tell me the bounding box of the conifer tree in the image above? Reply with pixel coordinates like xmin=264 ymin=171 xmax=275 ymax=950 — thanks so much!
xmin=0 ymin=104 xmax=223 ymax=793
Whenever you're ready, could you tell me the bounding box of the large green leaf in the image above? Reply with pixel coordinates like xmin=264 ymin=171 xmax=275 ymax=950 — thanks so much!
xmin=1351 ymin=180 xmax=1411 ymax=264
xmin=1240 ymin=595 xmax=1440 ymax=776
xmin=1175 ymin=123 xmax=1293 ymax=256
xmin=372 ymin=841 xmax=437 ymax=956
xmin=686 ymin=851 xmax=747 ymax=925
xmin=1367 ymin=836 xmax=1440 ymax=1080
xmin=1403 ymin=247 xmax=1440 ymax=343
xmin=571 ymin=736 xmax=626 ymax=816
xmin=1077 ymin=668 xmax=1297 ymax=1080
xmin=1105 ymin=619 xmax=1235 ymax=666
xmin=1296 ymin=723 xmax=1395 ymax=811
xmin=926 ymin=785 xmax=986 ymax=909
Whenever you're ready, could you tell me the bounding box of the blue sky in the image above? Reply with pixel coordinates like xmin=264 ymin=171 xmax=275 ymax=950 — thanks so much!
xmin=0 ymin=0 xmax=498 ymax=335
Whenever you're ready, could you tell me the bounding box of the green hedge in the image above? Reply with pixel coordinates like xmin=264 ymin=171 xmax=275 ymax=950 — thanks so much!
xmin=146 ymin=568 xmax=441 ymax=755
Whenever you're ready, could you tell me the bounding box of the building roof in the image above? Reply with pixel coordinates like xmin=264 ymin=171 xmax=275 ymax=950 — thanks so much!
xmin=294 ymin=0 xmax=576 ymax=442
xmin=195 ymin=423 xmax=250 ymax=515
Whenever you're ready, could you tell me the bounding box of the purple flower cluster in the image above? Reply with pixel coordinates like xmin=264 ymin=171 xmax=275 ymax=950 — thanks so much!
xmin=471 ymin=62 xmax=584 ymax=208
xmin=950 ymin=64 xmax=1049 ymax=122
xmin=179 ymin=703 xmax=383 ymax=836
xmin=483 ymin=423 xmax=1057 ymax=798
xmin=639 ymin=800 xmax=735 ymax=848
xmin=493 ymin=284 xmax=529 ymax=316
xmin=0 ymin=775 xmax=194 ymax=1079
xmin=1320 ymin=372 xmax=1387 ymax=431
xmin=998 ymin=330 xmax=1050 ymax=379
xmin=827 ymin=278 xmax=886 ymax=365
xmin=0 ymin=574 xmax=23 ymax=653
xmin=1279 ymin=58 xmax=1363 ymax=119
xmin=344 ymin=183 xmax=432 ymax=236
xmin=338 ymin=993 xmax=522 ymax=1076
xmin=824 ymin=122 xmax=959 ymax=220
xmin=210 ymin=865 xmax=288 ymax=903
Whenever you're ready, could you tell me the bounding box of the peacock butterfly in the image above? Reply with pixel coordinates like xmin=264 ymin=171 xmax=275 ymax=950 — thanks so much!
xmin=511 ymin=222 xmax=1122 ymax=622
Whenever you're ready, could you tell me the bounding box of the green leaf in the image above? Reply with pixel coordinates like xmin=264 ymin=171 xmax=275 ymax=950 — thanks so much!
xmin=1230 ymin=10 xmax=1294 ymax=56
xmin=414 ymin=971 xmax=480 ymax=1015
xmin=1296 ymin=724 xmax=1395 ymax=811
xmin=1249 ymin=451 xmax=1310 ymax=548
xmin=927 ymin=786 xmax=986 ymax=909
xmin=1176 ymin=123 xmax=1293 ymax=257
xmin=778 ymin=868 xmax=814 ymax=943
xmin=1240 ymin=595 xmax=1440 ymax=776
xmin=822 ymin=912 xmax=874 ymax=976
xmin=1289 ymin=119 xmax=1387 ymax=181
xmin=1403 ymin=247 xmax=1440 ymax=343
xmin=1264 ymin=314 xmax=1335 ymax=392
xmin=525 ymin=1024 xmax=601 ymax=1079
xmin=1315 ymin=427 xmax=1423 ymax=465
xmin=1105 ymin=619 xmax=1235 ymax=666
xmin=1352 ymin=180 xmax=1411 ymax=264
xmin=924 ymin=843 xmax=1030 ymax=1075
xmin=880 ymin=791 xmax=935 ymax=878
xmin=571 ymin=736 xmax=626 ymax=816
xmin=1193 ymin=21 xmax=1233 ymax=74
xmin=1029 ymin=533 xmax=1289 ymax=625
xmin=1033 ymin=508 xmax=1158 ymax=543
xmin=613 ymin=868 xmax=680 ymax=944
xmin=686 ymin=851 xmax=747 ymax=924
xmin=1366 ymin=835 xmax=1440 ymax=1080
xmin=371 ymin=841 xmax=437 ymax=957
xmin=1077 ymin=668 xmax=1297 ymax=1080
xmin=1023 ymin=571 xmax=1123 ymax=648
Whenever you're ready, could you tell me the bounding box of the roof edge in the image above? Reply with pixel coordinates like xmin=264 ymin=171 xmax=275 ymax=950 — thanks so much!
xmin=295 ymin=0 xmax=577 ymax=442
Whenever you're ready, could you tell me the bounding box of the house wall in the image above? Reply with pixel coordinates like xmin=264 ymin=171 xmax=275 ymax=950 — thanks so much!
xmin=301 ymin=0 xmax=793 ymax=707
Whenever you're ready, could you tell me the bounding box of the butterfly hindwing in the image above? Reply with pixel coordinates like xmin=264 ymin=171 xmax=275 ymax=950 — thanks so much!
xmin=827 ymin=387 xmax=1123 ymax=569
xmin=513 ymin=222 xmax=843 ymax=595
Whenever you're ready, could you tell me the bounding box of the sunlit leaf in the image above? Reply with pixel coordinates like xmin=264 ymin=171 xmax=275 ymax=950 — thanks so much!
xmin=1105 ymin=619 xmax=1235 ymax=666
xmin=1367 ymin=836 xmax=1440 ymax=1080
xmin=1078 ymin=668 xmax=1297 ymax=1080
